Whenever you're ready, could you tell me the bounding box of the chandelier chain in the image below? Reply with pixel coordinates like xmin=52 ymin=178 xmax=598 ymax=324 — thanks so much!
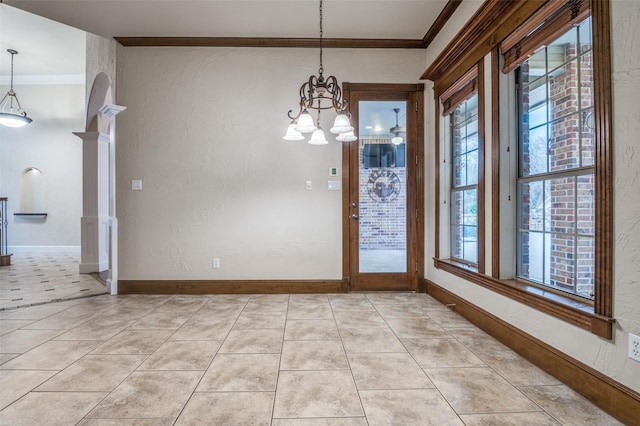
xmin=319 ymin=0 xmax=323 ymax=76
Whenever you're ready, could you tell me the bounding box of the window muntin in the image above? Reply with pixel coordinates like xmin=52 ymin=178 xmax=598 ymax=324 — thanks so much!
xmin=451 ymin=94 xmax=479 ymax=265
xmin=517 ymin=17 xmax=594 ymax=300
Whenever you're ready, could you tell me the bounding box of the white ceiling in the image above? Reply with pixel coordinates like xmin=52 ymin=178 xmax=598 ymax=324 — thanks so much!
xmin=2 ymin=0 xmax=448 ymax=40
xmin=0 ymin=4 xmax=85 ymax=80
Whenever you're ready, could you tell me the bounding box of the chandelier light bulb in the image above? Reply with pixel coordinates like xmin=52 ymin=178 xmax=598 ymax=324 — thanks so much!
xmin=336 ymin=131 xmax=358 ymax=142
xmin=295 ymin=110 xmax=317 ymax=133
xmin=308 ymin=128 xmax=329 ymax=145
xmin=330 ymin=112 xmax=353 ymax=134
xmin=283 ymin=122 xmax=305 ymax=141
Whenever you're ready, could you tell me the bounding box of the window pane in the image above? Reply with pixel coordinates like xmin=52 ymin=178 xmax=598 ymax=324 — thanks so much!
xmin=549 ymin=233 xmax=575 ymax=292
xmin=463 ymin=189 xmax=477 ymax=225
xmin=522 ymin=124 xmax=548 ymax=176
xmin=463 ymin=225 xmax=478 ymax=263
xmin=549 ymin=59 xmax=579 ymax=120
xmin=579 ymin=16 xmax=592 ymax=54
xmin=522 ymin=48 xmax=547 ymax=85
xmin=548 ymin=25 xmax=578 ymax=63
xmin=523 ymin=79 xmax=548 ymax=129
xmin=520 ymin=181 xmax=544 ymax=231
xmin=576 ymin=236 xmax=595 ymax=299
xmin=549 ymin=113 xmax=581 ymax=172
xmin=580 ymin=52 xmax=594 ymax=109
xmin=451 ymin=191 xmax=464 ymax=259
xmin=581 ymin=109 xmax=595 ymax=166
xmin=453 ymin=153 xmax=466 ymax=188
xmin=549 ymin=177 xmax=575 ymax=235
xmin=577 ymin=174 xmax=595 ymax=235
xmin=519 ymin=231 xmax=545 ymax=284
xmin=466 ymin=149 xmax=478 ymax=186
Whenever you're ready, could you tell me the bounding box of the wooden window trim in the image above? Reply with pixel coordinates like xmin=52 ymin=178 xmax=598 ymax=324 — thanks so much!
xmin=428 ymin=0 xmax=613 ymax=339
xmin=435 ymin=60 xmax=485 ymax=275
xmin=501 ymin=0 xmax=591 ymax=74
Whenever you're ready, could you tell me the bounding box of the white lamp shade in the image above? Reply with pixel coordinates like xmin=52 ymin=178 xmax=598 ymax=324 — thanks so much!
xmin=0 ymin=112 xmax=32 ymax=128
xmin=295 ymin=110 xmax=317 ymax=133
xmin=336 ymin=131 xmax=358 ymax=142
xmin=308 ymin=128 xmax=329 ymax=145
xmin=283 ymin=123 xmax=305 ymax=141
xmin=391 ymin=136 xmax=404 ymax=145
xmin=330 ymin=113 xmax=353 ymax=134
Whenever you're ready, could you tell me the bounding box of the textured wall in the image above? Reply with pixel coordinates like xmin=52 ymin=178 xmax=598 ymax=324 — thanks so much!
xmin=424 ymin=0 xmax=640 ymax=394
xmin=115 ymin=47 xmax=425 ymax=280
xmin=85 ymin=33 xmax=116 ymax=133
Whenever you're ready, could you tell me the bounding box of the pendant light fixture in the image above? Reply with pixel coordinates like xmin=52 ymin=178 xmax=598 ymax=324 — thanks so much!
xmin=390 ymin=108 xmax=405 ymax=145
xmin=284 ymin=0 xmax=356 ymax=144
xmin=0 ymin=49 xmax=32 ymax=128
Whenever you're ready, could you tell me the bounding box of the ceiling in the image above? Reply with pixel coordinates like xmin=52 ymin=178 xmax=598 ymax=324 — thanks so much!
xmin=2 ymin=0 xmax=451 ymax=41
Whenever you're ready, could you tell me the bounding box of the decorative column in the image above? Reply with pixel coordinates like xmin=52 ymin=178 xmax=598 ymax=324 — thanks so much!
xmin=74 ymin=131 xmax=111 ymax=275
xmin=98 ymin=104 xmax=126 ymax=295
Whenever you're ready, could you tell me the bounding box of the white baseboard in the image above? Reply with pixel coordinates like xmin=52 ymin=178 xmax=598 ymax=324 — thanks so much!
xmin=7 ymin=245 xmax=81 ymax=254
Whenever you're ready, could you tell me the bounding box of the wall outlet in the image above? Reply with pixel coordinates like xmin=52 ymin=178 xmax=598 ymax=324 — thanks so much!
xmin=630 ymin=333 xmax=640 ymax=362
xmin=213 ymin=258 xmax=220 ymax=269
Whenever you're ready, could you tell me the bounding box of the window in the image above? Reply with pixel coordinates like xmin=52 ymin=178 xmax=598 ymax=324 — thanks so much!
xmin=516 ymin=17 xmax=594 ymax=300
xmin=451 ymin=94 xmax=479 ymax=265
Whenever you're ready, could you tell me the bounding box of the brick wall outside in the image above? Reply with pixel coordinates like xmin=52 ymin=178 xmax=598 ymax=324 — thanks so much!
xmin=359 ymin=139 xmax=407 ymax=251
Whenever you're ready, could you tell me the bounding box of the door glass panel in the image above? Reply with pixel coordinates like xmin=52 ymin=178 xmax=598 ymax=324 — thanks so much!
xmin=358 ymin=101 xmax=407 ymax=273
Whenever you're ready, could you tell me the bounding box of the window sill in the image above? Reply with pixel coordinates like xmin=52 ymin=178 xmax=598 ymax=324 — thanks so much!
xmin=432 ymin=258 xmax=614 ymax=339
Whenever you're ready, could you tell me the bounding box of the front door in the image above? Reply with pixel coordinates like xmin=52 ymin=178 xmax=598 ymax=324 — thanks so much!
xmin=342 ymin=84 xmax=424 ymax=291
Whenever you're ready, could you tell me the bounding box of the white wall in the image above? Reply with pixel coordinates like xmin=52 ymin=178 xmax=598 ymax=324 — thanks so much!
xmin=0 ymin=83 xmax=85 ymax=249
xmin=423 ymin=0 xmax=640 ymax=394
xmin=115 ymin=47 xmax=426 ymax=280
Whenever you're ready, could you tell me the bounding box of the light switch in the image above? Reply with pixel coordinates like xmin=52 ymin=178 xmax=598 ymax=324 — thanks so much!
xmin=305 ymin=181 xmax=313 ymax=191
xmin=328 ymin=180 xmax=341 ymax=191
xmin=131 ymin=179 xmax=143 ymax=190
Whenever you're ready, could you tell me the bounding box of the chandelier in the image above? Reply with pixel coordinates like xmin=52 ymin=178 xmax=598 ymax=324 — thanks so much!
xmin=0 ymin=49 xmax=32 ymax=128
xmin=390 ymin=108 xmax=405 ymax=145
xmin=283 ymin=0 xmax=357 ymax=144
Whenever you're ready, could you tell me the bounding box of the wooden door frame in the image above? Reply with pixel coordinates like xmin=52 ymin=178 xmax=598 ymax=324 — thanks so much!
xmin=341 ymin=83 xmax=425 ymax=292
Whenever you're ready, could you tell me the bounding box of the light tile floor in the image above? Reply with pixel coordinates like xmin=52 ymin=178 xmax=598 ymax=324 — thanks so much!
xmin=0 ymin=253 xmax=108 ymax=310
xmin=0 ymin=292 xmax=623 ymax=425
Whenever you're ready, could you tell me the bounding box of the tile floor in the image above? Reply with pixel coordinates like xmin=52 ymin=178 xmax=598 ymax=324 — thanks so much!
xmin=0 ymin=253 xmax=108 ymax=310
xmin=0 ymin=289 xmax=624 ymax=425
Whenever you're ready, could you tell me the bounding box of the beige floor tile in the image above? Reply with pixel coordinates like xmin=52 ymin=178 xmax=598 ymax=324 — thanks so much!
xmin=281 ymin=340 xmax=349 ymax=370
xmin=402 ymin=338 xmax=486 ymax=368
xmin=0 ymin=328 xmax=64 ymax=353
xmin=286 ymin=302 xmax=334 ymax=320
xmin=169 ymin=318 xmax=235 ymax=340
xmin=154 ymin=296 xmax=208 ymax=313
xmin=423 ymin=309 xmax=473 ymax=328
xmin=175 ymin=391 xmax=274 ymax=425
xmin=1 ymin=339 xmax=102 ymax=370
xmin=447 ymin=327 xmax=512 ymax=355
xmin=273 ymin=370 xmax=364 ymax=418
xmin=348 ymin=352 xmax=433 ymax=390
xmin=35 ymin=354 xmax=146 ymax=392
xmin=0 ymin=353 xmax=18 ymax=365
xmin=206 ymin=294 xmax=252 ymax=304
xmin=476 ymin=350 xmax=562 ymax=386
xmin=197 ymin=353 xmax=279 ymax=391
xmin=271 ymin=419 xmax=367 ymax=426
xmin=340 ymin=327 xmax=406 ymax=353
xmin=194 ymin=302 xmax=246 ymax=318
xmin=54 ymin=318 xmax=134 ymax=341
xmin=129 ymin=310 xmax=193 ymax=329
xmin=0 ymin=319 xmax=36 ymax=335
xmin=425 ymin=367 xmax=539 ymax=414
xmin=333 ymin=311 xmax=387 ymax=331
xmin=520 ymin=384 xmax=624 ymax=425
xmin=0 ymin=369 xmax=58 ymax=410
xmin=139 ymin=340 xmax=221 ymax=370
xmin=329 ymin=294 xmax=375 ymax=311
xmin=91 ymin=330 xmax=173 ymax=355
xmin=0 ymin=301 xmax=80 ymax=320
xmin=365 ymin=292 xmax=420 ymax=305
xmin=77 ymin=419 xmax=175 ymax=425
xmin=359 ymin=389 xmax=463 ymax=426
xmin=285 ymin=319 xmax=340 ymax=340
xmin=219 ymin=328 xmax=283 ymax=353
xmin=243 ymin=299 xmax=289 ymax=313
xmin=288 ymin=294 xmax=329 ymax=304
xmin=385 ymin=317 xmax=450 ymax=339
xmin=373 ymin=303 xmax=427 ymax=318
xmin=234 ymin=311 xmax=287 ymax=329
xmin=458 ymin=412 xmax=561 ymax=425
xmin=87 ymin=371 xmax=202 ymax=419
xmin=0 ymin=391 xmax=107 ymax=425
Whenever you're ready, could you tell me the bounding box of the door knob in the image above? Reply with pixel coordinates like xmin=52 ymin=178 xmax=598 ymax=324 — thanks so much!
xmin=352 ymin=202 xmax=358 ymax=208
xmin=351 ymin=214 xmax=359 ymax=220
